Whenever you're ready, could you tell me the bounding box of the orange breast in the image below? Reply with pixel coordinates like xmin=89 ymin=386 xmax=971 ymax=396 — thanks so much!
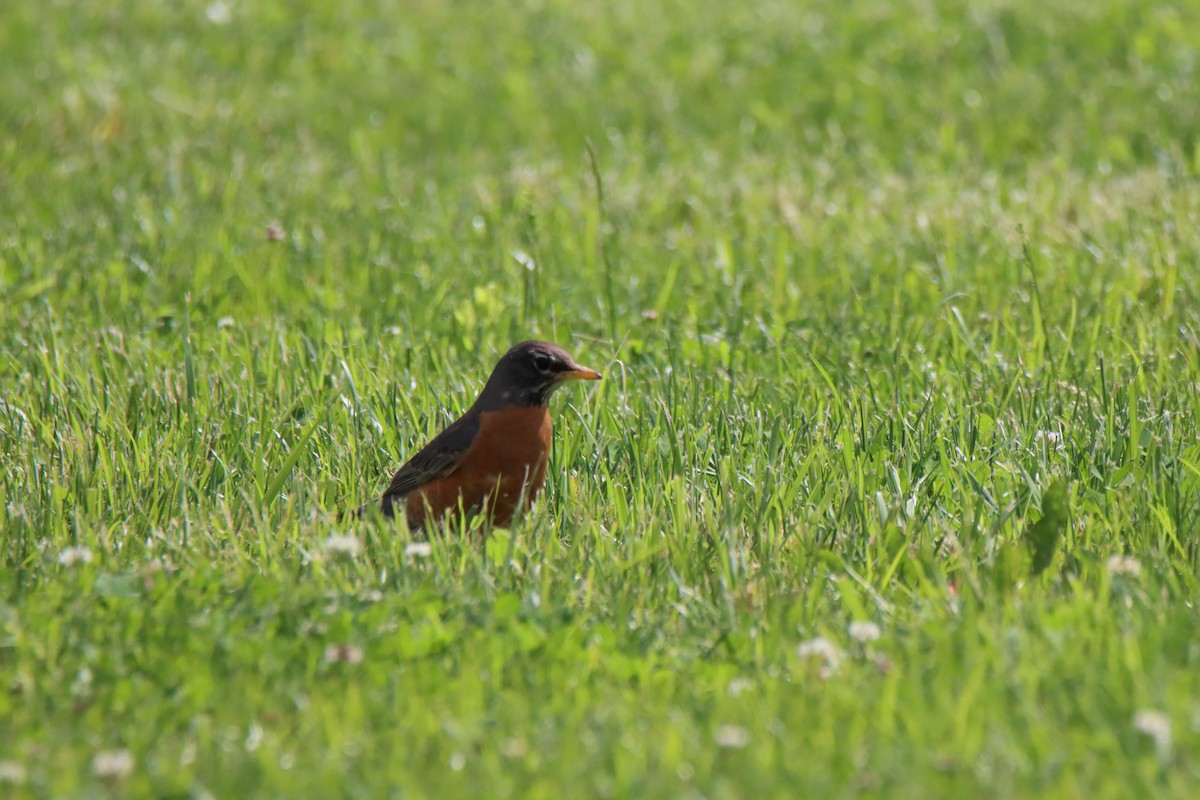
xmin=406 ymin=406 xmax=553 ymax=528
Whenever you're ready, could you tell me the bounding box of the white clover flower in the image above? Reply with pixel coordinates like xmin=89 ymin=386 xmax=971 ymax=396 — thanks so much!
xmin=323 ymin=534 xmax=362 ymax=557
xmin=323 ymin=644 xmax=364 ymax=665
xmin=0 ymin=761 xmax=27 ymax=784
xmin=798 ymin=636 xmax=841 ymax=661
xmin=404 ymin=542 xmax=433 ymax=558
xmin=57 ymin=547 xmax=93 ymax=566
xmin=1106 ymin=555 xmax=1142 ymax=578
xmin=797 ymin=636 xmax=842 ymax=678
xmin=245 ymin=723 xmax=263 ymax=753
xmin=92 ymin=749 xmax=134 ymax=778
xmin=142 ymin=557 xmax=176 ymax=574
xmin=71 ymin=667 xmax=94 ymax=698
xmin=511 ymin=249 xmax=536 ymax=271
xmin=849 ymin=620 xmax=882 ymax=643
xmin=500 ymin=738 xmax=528 ymax=758
xmin=205 ymin=1 xmax=231 ymax=25
xmin=714 ymin=725 xmax=750 ymax=749
xmin=1034 ymin=430 xmax=1065 ymax=452
xmin=1133 ymin=710 xmax=1172 ymax=760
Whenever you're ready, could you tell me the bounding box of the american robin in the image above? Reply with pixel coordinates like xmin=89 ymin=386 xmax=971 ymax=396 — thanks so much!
xmin=362 ymin=341 xmax=601 ymax=527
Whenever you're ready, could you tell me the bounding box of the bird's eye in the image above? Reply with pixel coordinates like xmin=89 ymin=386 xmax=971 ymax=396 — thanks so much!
xmin=532 ymin=353 xmax=553 ymax=373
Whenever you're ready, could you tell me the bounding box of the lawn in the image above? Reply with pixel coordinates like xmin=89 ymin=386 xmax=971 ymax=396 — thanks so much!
xmin=2 ymin=0 xmax=1199 ymax=796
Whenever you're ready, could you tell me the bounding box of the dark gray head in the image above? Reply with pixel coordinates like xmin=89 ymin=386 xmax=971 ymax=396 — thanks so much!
xmin=475 ymin=341 xmax=601 ymax=409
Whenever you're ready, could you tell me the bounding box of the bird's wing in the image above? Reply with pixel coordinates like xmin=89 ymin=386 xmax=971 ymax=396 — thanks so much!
xmin=380 ymin=412 xmax=480 ymax=501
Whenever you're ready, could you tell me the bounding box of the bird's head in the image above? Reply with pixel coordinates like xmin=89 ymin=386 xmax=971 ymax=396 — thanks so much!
xmin=477 ymin=340 xmax=601 ymax=408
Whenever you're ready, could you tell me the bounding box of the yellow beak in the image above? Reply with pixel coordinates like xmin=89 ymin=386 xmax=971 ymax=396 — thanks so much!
xmin=561 ymin=366 xmax=602 ymax=381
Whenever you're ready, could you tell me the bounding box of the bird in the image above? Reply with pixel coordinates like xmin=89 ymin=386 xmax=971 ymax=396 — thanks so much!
xmin=361 ymin=341 xmax=601 ymax=527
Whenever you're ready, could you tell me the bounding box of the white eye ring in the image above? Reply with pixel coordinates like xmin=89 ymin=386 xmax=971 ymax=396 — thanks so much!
xmin=532 ymin=353 xmax=553 ymax=373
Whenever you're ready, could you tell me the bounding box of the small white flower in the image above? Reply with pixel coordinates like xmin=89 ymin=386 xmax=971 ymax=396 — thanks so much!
xmin=404 ymin=542 xmax=433 ymax=558
xmin=323 ymin=644 xmax=364 ymax=665
xmin=0 ymin=760 xmax=27 ymax=784
xmin=92 ymin=749 xmax=134 ymax=778
xmin=726 ymin=677 xmax=754 ymax=697
xmin=500 ymin=738 xmax=528 ymax=758
xmin=217 ymin=316 xmax=237 ymax=329
xmin=1034 ymin=430 xmax=1065 ymax=452
xmin=714 ymin=725 xmax=750 ymax=749
xmin=510 ymin=249 xmax=536 ymax=271
xmin=798 ymin=636 xmax=840 ymax=661
xmin=57 ymin=546 xmax=93 ymax=566
xmin=142 ymin=557 xmax=176 ymax=574
xmin=848 ymin=620 xmax=882 ymax=643
xmin=449 ymin=753 xmax=466 ymax=771
xmin=1107 ymin=555 xmax=1142 ymax=578
xmin=205 ymin=1 xmax=231 ymax=25
xmin=323 ymin=534 xmax=362 ymax=557
xmin=797 ymin=636 xmax=842 ymax=678
xmin=1133 ymin=709 xmax=1172 ymax=760
xmin=72 ymin=667 xmax=94 ymax=697
xmin=245 ymin=723 xmax=263 ymax=753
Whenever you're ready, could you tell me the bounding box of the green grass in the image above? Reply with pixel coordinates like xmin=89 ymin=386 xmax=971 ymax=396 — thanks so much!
xmin=2 ymin=0 xmax=1200 ymax=796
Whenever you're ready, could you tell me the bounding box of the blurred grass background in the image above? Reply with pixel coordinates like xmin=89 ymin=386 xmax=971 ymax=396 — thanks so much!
xmin=1 ymin=0 xmax=1199 ymax=797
